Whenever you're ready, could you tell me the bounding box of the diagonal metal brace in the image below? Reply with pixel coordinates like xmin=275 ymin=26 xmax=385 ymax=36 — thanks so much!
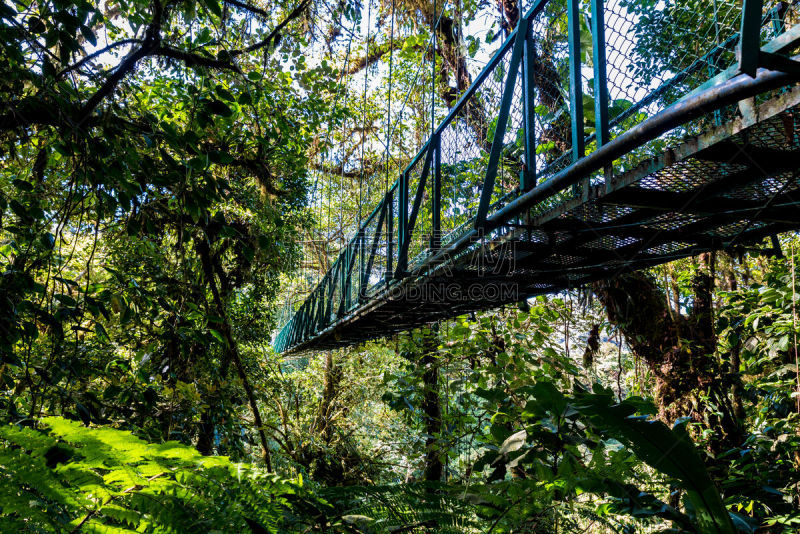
xmin=475 ymin=18 xmax=529 ymax=230
xmin=759 ymin=51 xmax=800 ymax=74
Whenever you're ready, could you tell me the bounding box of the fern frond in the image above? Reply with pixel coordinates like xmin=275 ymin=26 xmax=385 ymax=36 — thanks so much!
xmin=0 ymin=418 xmax=328 ymax=533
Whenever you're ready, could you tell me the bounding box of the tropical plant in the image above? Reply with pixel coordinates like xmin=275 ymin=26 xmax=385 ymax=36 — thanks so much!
xmin=0 ymin=417 xmax=332 ymax=532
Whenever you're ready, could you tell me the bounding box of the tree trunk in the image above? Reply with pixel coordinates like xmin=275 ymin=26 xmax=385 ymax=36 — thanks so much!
xmin=196 ymin=238 xmax=273 ymax=470
xmin=314 ymin=351 xmax=341 ymax=442
xmin=196 ymin=410 xmax=215 ymax=455
xmin=593 ymin=253 xmax=744 ymax=453
xmin=419 ymin=328 xmax=443 ymax=482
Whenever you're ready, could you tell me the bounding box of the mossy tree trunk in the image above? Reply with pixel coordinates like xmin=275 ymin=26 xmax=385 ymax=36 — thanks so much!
xmin=593 ymin=253 xmax=745 ymax=454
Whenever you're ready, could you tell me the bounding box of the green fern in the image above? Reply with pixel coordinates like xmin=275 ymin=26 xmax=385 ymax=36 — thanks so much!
xmin=0 ymin=417 xmax=331 ymax=533
xmin=320 ymin=481 xmax=484 ymax=533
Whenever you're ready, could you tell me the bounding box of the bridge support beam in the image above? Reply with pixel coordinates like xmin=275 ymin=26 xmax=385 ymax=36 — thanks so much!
xmin=431 ymin=135 xmax=442 ymax=250
xmin=590 ymin=0 xmax=609 ymax=148
xmin=567 ymin=0 xmax=585 ymax=174
xmin=738 ymin=0 xmax=763 ymax=77
xmin=521 ymin=21 xmax=536 ymax=192
xmin=475 ymin=18 xmax=528 ymax=229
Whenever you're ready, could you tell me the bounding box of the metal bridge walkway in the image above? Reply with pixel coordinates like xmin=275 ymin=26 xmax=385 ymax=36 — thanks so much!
xmin=275 ymin=0 xmax=800 ymax=354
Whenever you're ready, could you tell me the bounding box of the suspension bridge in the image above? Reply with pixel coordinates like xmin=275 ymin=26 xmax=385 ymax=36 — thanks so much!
xmin=275 ymin=0 xmax=800 ymax=354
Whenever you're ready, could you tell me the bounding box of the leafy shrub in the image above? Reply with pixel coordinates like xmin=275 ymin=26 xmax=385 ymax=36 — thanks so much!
xmin=0 ymin=417 xmax=330 ymax=532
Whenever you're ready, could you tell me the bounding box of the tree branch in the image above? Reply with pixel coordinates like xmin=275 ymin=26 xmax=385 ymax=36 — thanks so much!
xmin=57 ymin=39 xmax=143 ymax=78
xmin=152 ymin=46 xmax=240 ymax=72
xmin=196 ymin=237 xmax=273 ymax=470
xmin=234 ymin=0 xmax=311 ymax=56
xmin=345 ymin=38 xmax=405 ymax=76
xmin=2 ymin=0 xmax=310 ymax=132
xmin=74 ymin=44 xmax=155 ymax=127
xmin=224 ymin=0 xmax=270 ymax=19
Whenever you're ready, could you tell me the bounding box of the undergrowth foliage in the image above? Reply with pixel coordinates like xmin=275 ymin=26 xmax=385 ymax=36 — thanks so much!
xmin=319 ymin=482 xmax=483 ymax=533
xmin=0 ymin=417 xmax=330 ymax=532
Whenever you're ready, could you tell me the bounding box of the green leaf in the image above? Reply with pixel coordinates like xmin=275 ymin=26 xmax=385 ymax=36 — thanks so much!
xmin=574 ymin=391 xmax=736 ymax=534
xmin=205 ymin=99 xmax=232 ymax=117
xmin=201 ymin=0 xmax=222 ymax=17
xmin=498 ymin=429 xmax=526 ymax=456
xmin=12 ymin=179 xmax=33 ymax=191
xmin=9 ymin=199 xmax=29 ymax=219
xmin=208 ymin=329 xmax=226 ymax=345
xmin=215 ymin=85 xmax=235 ymax=102
xmin=209 ymin=151 xmax=234 ymax=165
xmin=187 ymin=156 xmax=207 ymax=170
xmin=41 ymin=232 xmax=55 ymax=249
xmin=80 ymin=25 xmax=96 ymax=46
xmin=28 ymin=16 xmax=46 ymax=33
xmin=55 ymin=293 xmax=77 ymax=306
xmin=95 ymin=323 xmax=111 ymax=343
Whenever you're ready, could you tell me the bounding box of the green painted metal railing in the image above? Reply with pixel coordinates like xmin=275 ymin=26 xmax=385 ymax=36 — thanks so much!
xmin=274 ymin=0 xmax=799 ymax=353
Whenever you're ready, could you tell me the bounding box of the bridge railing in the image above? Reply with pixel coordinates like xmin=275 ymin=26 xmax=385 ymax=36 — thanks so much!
xmin=274 ymin=0 xmax=799 ymax=353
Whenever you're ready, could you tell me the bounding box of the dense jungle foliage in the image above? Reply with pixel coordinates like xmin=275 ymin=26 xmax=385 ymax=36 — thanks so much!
xmin=1 ymin=0 xmax=800 ymax=530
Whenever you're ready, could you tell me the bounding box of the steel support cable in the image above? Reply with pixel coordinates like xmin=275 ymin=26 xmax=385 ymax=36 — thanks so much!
xmin=383 ymin=4 xmax=448 ymax=156
xmin=336 ymin=7 xmax=363 ymax=254
xmin=359 ymin=0 xmax=372 ymax=228
xmin=219 ymin=7 xmax=354 ymax=318
xmin=385 ymin=0 xmax=395 ymax=194
xmin=328 ymin=20 xmax=359 ymax=245
xmin=432 ymin=0 xmax=437 ymax=138
xmin=331 ymin=0 xmax=446 ymax=268
xmin=318 ymin=16 xmax=358 ymax=280
xmin=293 ymin=16 xmax=359 ymax=327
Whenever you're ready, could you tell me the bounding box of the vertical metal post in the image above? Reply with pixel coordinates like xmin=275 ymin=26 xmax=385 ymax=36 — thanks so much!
xmin=738 ymin=0 xmax=763 ymax=77
xmin=317 ymin=275 xmax=327 ymax=330
xmin=431 ymin=134 xmax=441 ymax=250
xmin=771 ymin=3 xmax=789 ymax=97
xmin=590 ymin=0 xmax=609 ymax=148
xmin=398 ymin=148 xmax=433 ymax=275
xmin=567 ymin=0 xmax=585 ymax=196
xmin=325 ymin=265 xmax=333 ymax=321
xmin=387 ymin=190 xmax=394 ymax=284
xmin=567 ymin=0 xmax=584 ymax=161
xmin=340 ymin=252 xmax=347 ymax=315
xmin=708 ymin=52 xmax=723 ymax=126
xmin=339 ymin=250 xmax=346 ymax=315
xmin=297 ymin=303 xmax=304 ymax=339
xmin=521 ymin=21 xmax=536 ymax=191
xmin=302 ymin=303 xmax=308 ymax=339
xmin=398 ymin=171 xmax=408 ymax=275
xmin=358 ymin=230 xmax=365 ymax=300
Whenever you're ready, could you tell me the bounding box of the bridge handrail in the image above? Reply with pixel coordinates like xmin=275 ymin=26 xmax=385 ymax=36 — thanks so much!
xmin=275 ymin=0 xmax=800 ymax=353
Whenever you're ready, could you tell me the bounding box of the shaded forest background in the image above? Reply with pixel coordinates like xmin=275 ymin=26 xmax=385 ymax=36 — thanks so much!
xmin=1 ymin=0 xmax=799 ymax=531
